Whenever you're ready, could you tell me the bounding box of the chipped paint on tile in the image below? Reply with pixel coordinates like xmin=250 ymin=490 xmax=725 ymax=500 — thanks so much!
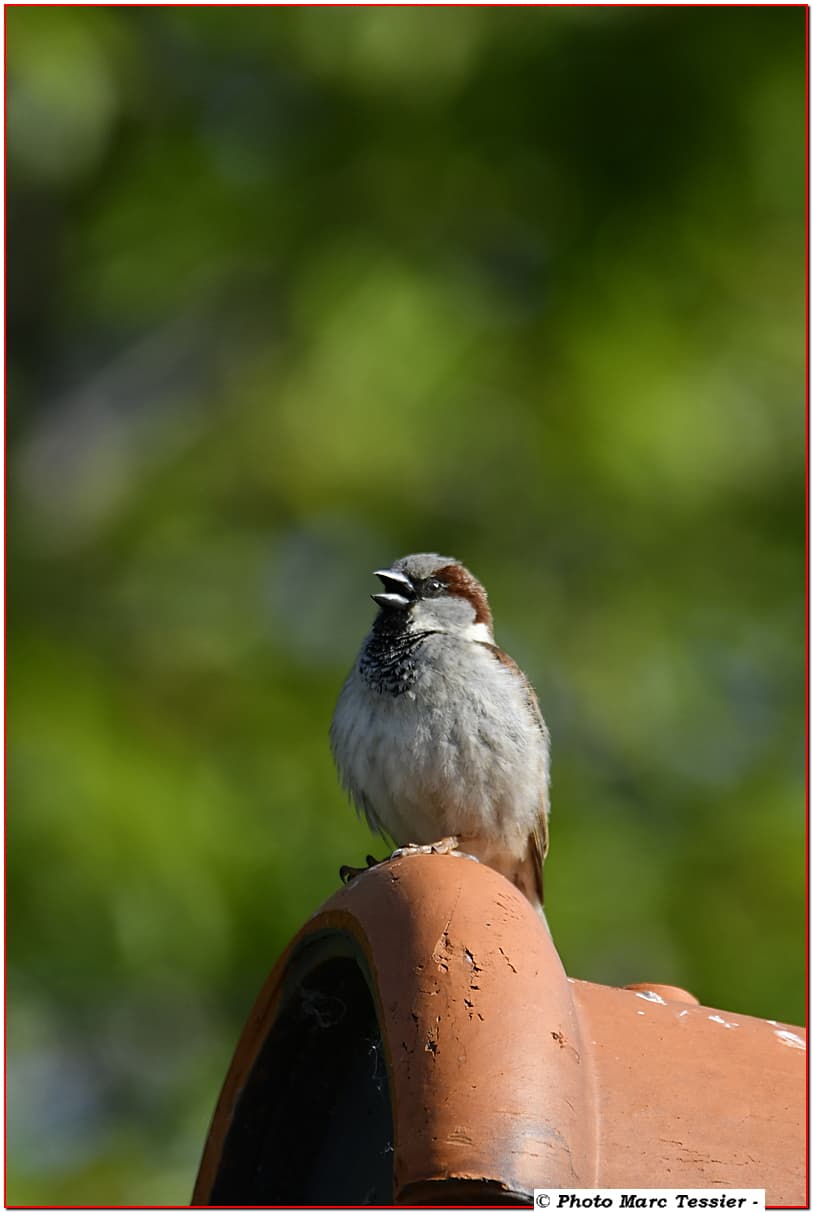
xmin=708 ymin=1014 xmax=739 ymax=1029
xmin=775 ymin=1029 xmax=806 ymax=1050
xmin=635 ymin=990 xmax=667 ymax=1005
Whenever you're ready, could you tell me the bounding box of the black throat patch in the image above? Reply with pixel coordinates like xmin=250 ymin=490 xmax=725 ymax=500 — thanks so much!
xmin=359 ymin=618 xmax=433 ymax=696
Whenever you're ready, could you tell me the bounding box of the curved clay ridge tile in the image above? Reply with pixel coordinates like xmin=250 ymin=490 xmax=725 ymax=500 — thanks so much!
xmin=193 ymin=855 xmax=806 ymax=1205
xmin=338 ymin=854 xmax=597 ymax=1196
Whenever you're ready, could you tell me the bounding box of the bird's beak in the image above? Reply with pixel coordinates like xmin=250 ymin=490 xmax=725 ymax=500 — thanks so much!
xmin=371 ymin=568 xmax=415 ymax=610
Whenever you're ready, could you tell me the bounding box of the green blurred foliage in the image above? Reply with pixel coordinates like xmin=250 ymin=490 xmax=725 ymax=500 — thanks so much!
xmin=7 ymin=6 xmax=805 ymax=1204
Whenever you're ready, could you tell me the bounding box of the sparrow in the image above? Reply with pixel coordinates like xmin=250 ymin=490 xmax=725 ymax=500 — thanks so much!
xmin=329 ymin=553 xmax=550 ymax=914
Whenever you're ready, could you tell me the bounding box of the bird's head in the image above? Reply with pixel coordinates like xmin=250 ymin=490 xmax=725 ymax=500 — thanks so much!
xmin=371 ymin=553 xmax=494 ymax=642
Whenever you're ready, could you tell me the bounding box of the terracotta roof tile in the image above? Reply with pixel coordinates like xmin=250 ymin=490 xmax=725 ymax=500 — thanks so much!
xmin=193 ymin=856 xmax=806 ymax=1206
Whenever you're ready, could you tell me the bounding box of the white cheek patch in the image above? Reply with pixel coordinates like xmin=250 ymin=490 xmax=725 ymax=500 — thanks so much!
xmin=409 ymin=601 xmax=437 ymax=631
xmin=409 ymin=599 xmax=493 ymax=643
xmin=462 ymin=621 xmax=494 ymax=643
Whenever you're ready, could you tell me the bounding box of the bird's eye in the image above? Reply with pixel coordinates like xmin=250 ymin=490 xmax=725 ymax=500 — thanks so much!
xmin=424 ymin=577 xmax=445 ymax=596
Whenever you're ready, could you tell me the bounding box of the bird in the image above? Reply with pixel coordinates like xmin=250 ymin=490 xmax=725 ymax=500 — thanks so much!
xmin=329 ymin=553 xmax=550 ymax=914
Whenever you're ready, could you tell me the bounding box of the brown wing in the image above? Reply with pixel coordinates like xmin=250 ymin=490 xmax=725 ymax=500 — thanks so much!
xmin=480 ymin=642 xmax=550 ymax=907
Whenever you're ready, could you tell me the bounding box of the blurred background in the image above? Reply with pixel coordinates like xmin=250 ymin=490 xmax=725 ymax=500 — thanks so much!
xmin=7 ymin=5 xmax=806 ymax=1204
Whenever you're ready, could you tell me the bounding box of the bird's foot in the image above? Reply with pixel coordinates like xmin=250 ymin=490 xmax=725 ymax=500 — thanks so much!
xmin=340 ymin=838 xmax=481 ymax=883
xmin=339 ymin=854 xmax=381 ymax=884
xmin=390 ymin=836 xmax=480 ymax=863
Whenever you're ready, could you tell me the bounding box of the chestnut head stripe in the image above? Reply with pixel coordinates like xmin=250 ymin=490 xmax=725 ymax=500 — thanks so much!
xmin=433 ymin=563 xmax=493 ymax=630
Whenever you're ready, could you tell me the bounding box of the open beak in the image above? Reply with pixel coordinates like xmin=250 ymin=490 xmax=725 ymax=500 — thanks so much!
xmin=371 ymin=568 xmax=415 ymax=610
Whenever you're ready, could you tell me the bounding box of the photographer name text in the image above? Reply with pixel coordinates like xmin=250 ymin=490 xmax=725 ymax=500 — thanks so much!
xmin=534 ymin=1191 xmax=765 ymax=1213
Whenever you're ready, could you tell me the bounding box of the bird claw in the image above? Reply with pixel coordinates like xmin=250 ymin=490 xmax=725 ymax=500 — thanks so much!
xmin=390 ymin=836 xmax=480 ymax=863
xmin=341 ymin=839 xmax=481 ymax=884
xmin=339 ymin=854 xmax=382 ymax=884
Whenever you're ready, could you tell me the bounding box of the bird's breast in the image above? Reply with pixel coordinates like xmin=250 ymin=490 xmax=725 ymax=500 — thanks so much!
xmin=332 ymin=634 xmax=546 ymax=848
